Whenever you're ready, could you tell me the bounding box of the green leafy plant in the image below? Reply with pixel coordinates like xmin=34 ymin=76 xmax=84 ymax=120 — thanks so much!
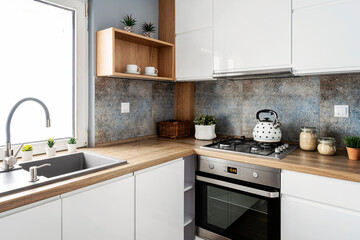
xmin=46 ymin=138 xmax=56 ymax=148
xmin=21 ymin=144 xmax=33 ymax=152
xmin=67 ymin=137 xmax=77 ymax=145
xmin=194 ymin=115 xmax=216 ymax=126
xmin=142 ymin=22 xmax=156 ymax=33
xmin=121 ymin=14 xmax=137 ymax=26
xmin=344 ymin=136 xmax=360 ymax=148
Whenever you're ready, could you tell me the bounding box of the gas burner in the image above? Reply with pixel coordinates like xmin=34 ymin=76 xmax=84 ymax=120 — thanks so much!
xmin=219 ymin=143 xmax=231 ymax=149
xmin=250 ymin=145 xmax=262 ymax=153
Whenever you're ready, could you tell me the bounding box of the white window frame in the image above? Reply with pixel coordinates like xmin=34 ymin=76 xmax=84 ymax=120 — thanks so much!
xmin=3 ymin=0 xmax=88 ymax=157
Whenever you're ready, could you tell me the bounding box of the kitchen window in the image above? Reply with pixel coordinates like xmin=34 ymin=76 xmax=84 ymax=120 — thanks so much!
xmin=0 ymin=0 xmax=88 ymax=156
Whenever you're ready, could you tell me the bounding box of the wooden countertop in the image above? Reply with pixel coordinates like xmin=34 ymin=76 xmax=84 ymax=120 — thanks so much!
xmin=1 ymin=137 xmax=360 ymax=213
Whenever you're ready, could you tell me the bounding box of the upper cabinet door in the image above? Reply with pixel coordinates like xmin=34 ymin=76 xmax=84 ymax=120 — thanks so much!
xmin=175 ymin=0 xmax=213 ymax=34
xmin=176 ymin=28 xmax=214 ymax=81
xmin=293 ymin=0 xmax=360 ymax=75
xmin=213 ymin=0 xmax=291 ymax=73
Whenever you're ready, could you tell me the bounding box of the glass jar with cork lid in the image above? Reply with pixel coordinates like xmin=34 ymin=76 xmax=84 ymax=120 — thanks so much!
xmin=299 ymin=127 xmax=317 ymax=151
xmin=317 ymin=137 xmax=336 ymax=156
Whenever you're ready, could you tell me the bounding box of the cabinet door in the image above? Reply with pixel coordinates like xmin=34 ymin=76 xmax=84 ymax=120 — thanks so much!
xmin=213 ymin=0 xmax=291 ymax=73
xmin=293 ymin=0 xmax=360 ymax=74
xmin=282 ymin=195 xmax=360 ymax=240
xmin=176 ymin=28 xmax=214 ymax=81
xmin=135 ymin=159 xmax=184 ymax=240
xmin=62 ymin=174 xmax=134 ymax=240
xmin=0 ymin=197 xmax=61 ymax=240
xmin=175 ymin=0 xmax=212 ymax=34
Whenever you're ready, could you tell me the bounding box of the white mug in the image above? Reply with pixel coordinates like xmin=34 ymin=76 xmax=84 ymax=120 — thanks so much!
xmin=127 ymin=64 xmax=141 ymax=74
xmin=144 ymin=66 xmax=158 ymax=75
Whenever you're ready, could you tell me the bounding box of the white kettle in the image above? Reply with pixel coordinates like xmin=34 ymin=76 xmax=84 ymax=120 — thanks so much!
xmin=253 ymin=109 xmax=282 ymax=142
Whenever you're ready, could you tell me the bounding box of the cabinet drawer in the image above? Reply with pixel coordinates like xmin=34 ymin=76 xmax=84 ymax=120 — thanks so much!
xmin=281 ymin=170 xmax=360 ymax=211
xmin=282 ymin=195 xmax=360 ymax=240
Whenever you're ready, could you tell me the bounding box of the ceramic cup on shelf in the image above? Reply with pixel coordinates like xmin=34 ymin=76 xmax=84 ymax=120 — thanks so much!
xmin=126 ymin=64 xmax=141 ymax=74
xmin=144 ymin=66 xmax=158 ymax=76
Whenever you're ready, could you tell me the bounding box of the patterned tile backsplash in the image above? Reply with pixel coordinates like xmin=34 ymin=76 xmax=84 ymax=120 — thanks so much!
xmin=95 ymin=77 xmax=174 ymax=144
xmin=195 ymin=74 xmax=360 ymax=145
xmin=94 ymin=74 xmax=360 ymax=146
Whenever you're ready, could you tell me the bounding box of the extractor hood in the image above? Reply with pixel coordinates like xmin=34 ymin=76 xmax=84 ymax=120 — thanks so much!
xmin=212 ymin=67 xmax=294 ymax=80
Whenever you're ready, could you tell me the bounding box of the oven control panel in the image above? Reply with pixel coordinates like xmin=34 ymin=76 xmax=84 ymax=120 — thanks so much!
xmin=199 ymin=156 xmax=281 ymax=188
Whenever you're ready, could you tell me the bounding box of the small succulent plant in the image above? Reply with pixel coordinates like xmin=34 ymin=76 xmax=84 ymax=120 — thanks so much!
xmin=194 ymin=115 xmax=216 ymax=126
xmin=22 ymin=144 xmax=33 ymax=152
xmin=344 ymin=136 xmax=360 ymax=148
xmin=121 ymin=14 xmax=137 ymax=26
xmin=67 ymin=137 xmax=77 ymax=145
xmin=46 ymin=138 xmax=56 ymax=148
xmin=142 ymin=22 xmax=156 ymax=33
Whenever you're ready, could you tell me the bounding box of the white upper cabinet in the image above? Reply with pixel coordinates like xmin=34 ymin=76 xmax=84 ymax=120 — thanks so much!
xmin=293 ymin=0 xmax=360 ymax=75
xmin=62 ymin=174 xmax=135 ymax=240
xmin=176 ymin=28 xmax=214 ymax=81
xmin=213 ymin=0 xmax=291 ymax=74
xmin=175 ymin=0 xmax=214 ymax=81
xmin=135 ymin=159 xmax=184 ymax=240
xmin=0 ymin=197 xmax=61 ymax=240
xmin=175 ymin=0 xmax=213 ymax=34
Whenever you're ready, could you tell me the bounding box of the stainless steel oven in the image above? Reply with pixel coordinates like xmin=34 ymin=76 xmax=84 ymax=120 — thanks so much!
xmin=195 ymin=156 xmax=281 ymax=240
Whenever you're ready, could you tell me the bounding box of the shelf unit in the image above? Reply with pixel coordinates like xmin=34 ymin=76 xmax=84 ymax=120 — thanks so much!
xmin=184 ymin=155 xmax=196 ymax=240
xmin=96 ymin=27 xmax=175 ymax=81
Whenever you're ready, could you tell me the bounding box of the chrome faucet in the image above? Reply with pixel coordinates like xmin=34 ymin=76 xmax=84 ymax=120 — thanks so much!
xmin=2 ymin=97 xmax=51 ymax=171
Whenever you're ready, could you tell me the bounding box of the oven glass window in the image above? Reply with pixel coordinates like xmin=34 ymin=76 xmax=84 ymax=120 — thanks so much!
xmin=207 ymin=185 xmax=268 ymax=239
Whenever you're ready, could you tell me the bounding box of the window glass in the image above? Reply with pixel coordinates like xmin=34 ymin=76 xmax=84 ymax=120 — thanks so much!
xmin=0 ymin=0 xmax=74 ymax=145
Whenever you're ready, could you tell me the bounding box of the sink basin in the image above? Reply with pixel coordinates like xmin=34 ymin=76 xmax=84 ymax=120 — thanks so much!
xmin=0 ymin=152 xmax=127 ymax=197
xmin=20 ymin=152 xmax=125 ymax=178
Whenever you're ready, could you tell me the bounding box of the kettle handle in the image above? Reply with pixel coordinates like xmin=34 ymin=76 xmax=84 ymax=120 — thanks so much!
xmin=256 ymin=109 xmax=279 ymax=123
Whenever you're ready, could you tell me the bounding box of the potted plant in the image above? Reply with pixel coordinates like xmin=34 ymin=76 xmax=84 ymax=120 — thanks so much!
xmin=121 ymin=14 xmax=136 ymax=32
xmin=21 ymin=144 xmax=33 ymax=161
xmin=67 ymin=137 xmax=77 ymax=153
xmin=142 ymin=22 xmax=156 ymax=38
xmin=194 ymin=115 xmax=217 ymax=140
xmin=344 ymin=136 xmax=360 ymax=160
xmin=45 ymin=138 xmax=56 ymax=157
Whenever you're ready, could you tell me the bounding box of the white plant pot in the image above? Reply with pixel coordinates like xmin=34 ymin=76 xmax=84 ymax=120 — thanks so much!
xmin=123 ymin=26 xmax=134 ymax=32
xmin=195 ymin=125 xmax=216 ymax=140
xmin=67 ymin=144 xmax=77 ymax=153
xmin=45 ymin=147 xmax=56 ymax=157
xmin=21 ymin=151 xmax=33 ymax=162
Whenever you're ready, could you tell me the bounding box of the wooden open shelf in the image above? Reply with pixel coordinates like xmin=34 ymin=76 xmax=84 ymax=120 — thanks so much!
xmin=97 ymin=27 xmax=175 ymax=81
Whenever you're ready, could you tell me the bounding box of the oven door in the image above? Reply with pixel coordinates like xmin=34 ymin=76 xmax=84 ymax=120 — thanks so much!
xmin=195 ymin=172 xmax=280 ymax=240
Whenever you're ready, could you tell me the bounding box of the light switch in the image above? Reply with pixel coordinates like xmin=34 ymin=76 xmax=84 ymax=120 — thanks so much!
xmin=121 ymin=102 xmax=130 ymax=113
xmin=334 ymin=105 xmax=349 ymax=118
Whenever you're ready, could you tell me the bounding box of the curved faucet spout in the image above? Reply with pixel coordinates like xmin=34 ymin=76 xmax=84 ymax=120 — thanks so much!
xmin=5 ymin=97 xmax=51 ymax=153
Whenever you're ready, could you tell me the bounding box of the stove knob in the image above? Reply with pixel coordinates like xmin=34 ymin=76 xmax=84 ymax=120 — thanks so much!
xmin=280 ymin=146 xmax=284 ymax=152
xmin=209 ymin=163 xmax=214 ymax=169
xmin=252 ymin=171 xmax=259 ymax=178
xmin=275 ymin=147 xmax=280 ymax=154
xmin=285 ymin=143 xmax=289 ymax=149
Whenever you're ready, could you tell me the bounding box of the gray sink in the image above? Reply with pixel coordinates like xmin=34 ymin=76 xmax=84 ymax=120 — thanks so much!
xmin=0 ymin=152 xmax=127 ymax=197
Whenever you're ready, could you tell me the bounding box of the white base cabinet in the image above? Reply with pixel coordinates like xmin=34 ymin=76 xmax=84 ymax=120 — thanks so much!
xmin=281 ymin=170 xmax=360 ymax=240
xmin=0 ymin=197 xmax=61 ymax=240
xmin=62 ymin=174 xmax=135 ymax=240
xmin=135 ymin=159 xmax=184 ymax=240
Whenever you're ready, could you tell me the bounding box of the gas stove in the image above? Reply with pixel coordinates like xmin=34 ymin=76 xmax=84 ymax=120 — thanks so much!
xmin=200 ymin=136 xmax=298 ymax=159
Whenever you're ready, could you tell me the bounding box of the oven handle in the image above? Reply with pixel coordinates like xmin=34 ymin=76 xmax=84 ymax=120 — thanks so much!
xmin=196 ymin=175 xmax=280 ymax=198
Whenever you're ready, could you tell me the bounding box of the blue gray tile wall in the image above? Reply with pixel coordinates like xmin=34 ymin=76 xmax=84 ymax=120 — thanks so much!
xmin=95 ymin=77 xmax=174 ymax=144
xmin=194 ymin=74 xmax=360 ymax=145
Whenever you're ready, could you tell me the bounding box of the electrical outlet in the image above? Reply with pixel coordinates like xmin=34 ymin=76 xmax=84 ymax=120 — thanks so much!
xmin=334 ymin=105 xmax=349 ymax=118
xmin=121 ymin=102 xmax=130 ymax=113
